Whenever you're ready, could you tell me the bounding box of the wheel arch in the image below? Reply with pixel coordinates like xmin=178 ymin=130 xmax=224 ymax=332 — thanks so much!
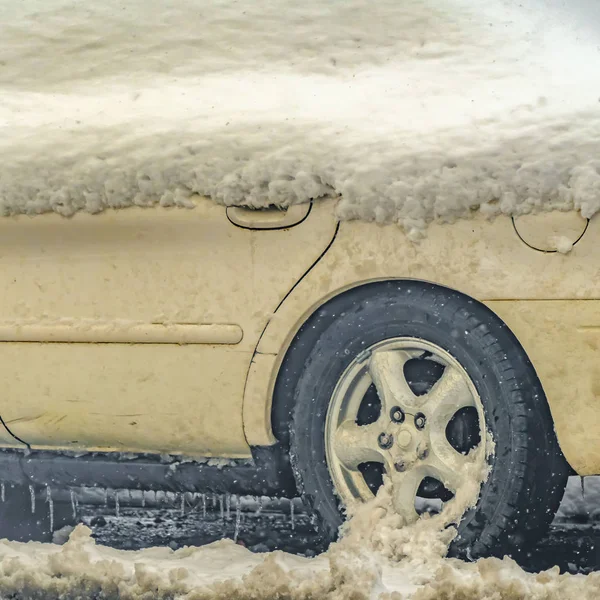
xmin=243 ymin=277 xmax=586 ymax=476
xmin=243 ymin=278 xmax=389 ymax=447
xmin=252 ymin=279 xmax=545 ymax=446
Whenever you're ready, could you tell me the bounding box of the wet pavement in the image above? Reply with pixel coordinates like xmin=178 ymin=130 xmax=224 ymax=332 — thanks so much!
xmin=75 ymin=493 xmax=600 ymax=574
xmin=80 ymin=495 xmax=322 ymax=557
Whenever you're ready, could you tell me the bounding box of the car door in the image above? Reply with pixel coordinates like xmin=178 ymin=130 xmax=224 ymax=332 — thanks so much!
xmin=0 ymin=196 xmax=337 ymax=458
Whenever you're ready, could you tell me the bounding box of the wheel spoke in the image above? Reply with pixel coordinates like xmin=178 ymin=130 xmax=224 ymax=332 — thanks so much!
xmin=424 ymin=365 xmax=476 ymax=429
xmin=425 ymin=430 xmax=470 ymax=492
xmin=369 ymin=349 xmax=417 ymax=413
xmin=390 ymin=468 xmax=424 ymax=524
xmin=333 ymin=419 xmax=385 ymax=471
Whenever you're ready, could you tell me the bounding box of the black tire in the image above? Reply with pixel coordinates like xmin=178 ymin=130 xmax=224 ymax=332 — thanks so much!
xmin=283 ymin=280 xmax=570 ymax=559
xmin=0 ymin=485 xmax=74 ymax=542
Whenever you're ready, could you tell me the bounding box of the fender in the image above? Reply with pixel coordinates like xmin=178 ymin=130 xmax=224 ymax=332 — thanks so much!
xmin=242 ymin=212 xmax=600 ymax=474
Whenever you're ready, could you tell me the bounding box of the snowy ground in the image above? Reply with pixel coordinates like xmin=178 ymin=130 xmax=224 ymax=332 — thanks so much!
xmin=0 ymin=477 xmax=598 ymax=599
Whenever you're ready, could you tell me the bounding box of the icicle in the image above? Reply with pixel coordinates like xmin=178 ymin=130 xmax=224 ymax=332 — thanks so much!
xmin=219 ymin=495 xmax=224 ymax=520
xmin=115 ymin=490 xmax=120 ymax=517
xmin=233 ymin=497 xmax=241 ymax=543
xmin=581 ymin=476 xmax=585 ymax=498
xmin=46 ymin=486 xmax=54 ymax=533
xmin=225 ymin=493 xmax=231 ymax=520
xmin=255 ymin=496 xmax=264 ymax=516
xmin=104 ymin=488 xmax=109 ymax=507
xmin=29 ymin=485 xmax=36 ymax=514
xmin=290 ymin=499 xmax=295 ymax=531
xmin=1 ymin=483 xmax=5 ymax=503
xmin=213 ymin=494 xmax=217 ymax=509
xmin=141 ymin=491 xmax=146 ymax=508
xmin=70 ymin=490 xmax=77 ymax=520
xmin=202 ymin=493 xmax=207 ymax=518
xmin=180 ymin=493 xmax=185 ymax=517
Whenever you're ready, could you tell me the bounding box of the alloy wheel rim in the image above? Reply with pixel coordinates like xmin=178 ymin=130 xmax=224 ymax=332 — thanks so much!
xmin=324 ymin=337 xmax=487 ymax=524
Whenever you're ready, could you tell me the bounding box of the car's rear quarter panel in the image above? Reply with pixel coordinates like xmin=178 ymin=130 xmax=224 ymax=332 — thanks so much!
xmin=253 ymin=209 xmax=600 ymax=475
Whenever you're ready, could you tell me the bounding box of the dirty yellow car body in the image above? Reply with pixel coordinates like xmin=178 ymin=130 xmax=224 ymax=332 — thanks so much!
xmin=0 ymin=197 xmax=597 ymax=475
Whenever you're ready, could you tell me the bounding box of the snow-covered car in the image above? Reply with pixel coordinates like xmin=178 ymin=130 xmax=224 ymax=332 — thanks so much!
xmin=0 ymin=197 xmax=595 ymax=559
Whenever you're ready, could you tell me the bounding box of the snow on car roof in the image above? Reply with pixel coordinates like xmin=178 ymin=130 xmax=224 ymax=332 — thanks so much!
xmin=1 ymin=0 xmax=599 ymax=238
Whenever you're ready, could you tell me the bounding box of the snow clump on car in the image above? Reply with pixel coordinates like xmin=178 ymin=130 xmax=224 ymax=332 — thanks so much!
xmin=1 ymin=0 xmax=598 ymax=239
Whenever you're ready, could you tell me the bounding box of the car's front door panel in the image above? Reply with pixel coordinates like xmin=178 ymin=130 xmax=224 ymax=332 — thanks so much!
xmin=0 ymin=196 xmax=337 ymax=457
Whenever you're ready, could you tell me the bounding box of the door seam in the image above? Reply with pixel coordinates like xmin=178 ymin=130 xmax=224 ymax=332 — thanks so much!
xmin=0 ymin=414 xmax=31 ymax=449
xmin=241 ymin=220 xmax=341 ymax=448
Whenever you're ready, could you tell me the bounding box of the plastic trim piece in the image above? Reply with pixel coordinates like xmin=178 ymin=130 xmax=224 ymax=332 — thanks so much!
xmin=0 ymin=322 xmax=243 ymax=345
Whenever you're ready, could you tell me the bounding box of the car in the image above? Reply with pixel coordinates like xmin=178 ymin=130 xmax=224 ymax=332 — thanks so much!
xmin=0 ymin=195 xmax=595 ymax=559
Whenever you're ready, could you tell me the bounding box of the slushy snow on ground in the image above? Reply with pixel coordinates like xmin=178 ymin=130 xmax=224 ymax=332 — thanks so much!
xmin=1 ymin=479 xmax=600 ymax=599
xmin=1 ymin=0 xmax=600 ymax=237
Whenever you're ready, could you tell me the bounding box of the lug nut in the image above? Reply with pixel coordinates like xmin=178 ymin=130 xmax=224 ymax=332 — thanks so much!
xmin=418 ymin=445 xmax=429 ymax=460
xmin=390 ymin=406 xmax=405 ymax=424
xmin=377 ymin=432 xmax=393 ymax=450
xmin=414 ymin=413 xmax=427 ymax=430
xmin=394 ymin=461 xmax=406 ymax=472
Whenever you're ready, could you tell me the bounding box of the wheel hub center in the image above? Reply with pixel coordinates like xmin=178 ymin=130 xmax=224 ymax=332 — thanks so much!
xmin=396 ymin=429 xmax=412 ymax=448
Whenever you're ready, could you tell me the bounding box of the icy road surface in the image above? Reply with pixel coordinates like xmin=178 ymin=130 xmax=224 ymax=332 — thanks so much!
xmin=0 ymin=477 xmax=598 ymax=599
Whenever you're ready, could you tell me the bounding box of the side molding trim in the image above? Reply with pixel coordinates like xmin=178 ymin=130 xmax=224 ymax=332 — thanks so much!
xmin=0 ymin=322 xmax=243 ymax=345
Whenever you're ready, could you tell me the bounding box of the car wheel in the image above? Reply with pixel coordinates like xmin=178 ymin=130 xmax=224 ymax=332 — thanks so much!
xmin=286 ymin=281 xmax=569 ymax=559
xmin=0 ymin=485 xmax=74 ymax=542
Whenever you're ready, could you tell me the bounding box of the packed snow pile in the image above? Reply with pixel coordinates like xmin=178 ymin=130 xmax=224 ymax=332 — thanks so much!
xmin=1 ymin=0 xmax=600 ymax=236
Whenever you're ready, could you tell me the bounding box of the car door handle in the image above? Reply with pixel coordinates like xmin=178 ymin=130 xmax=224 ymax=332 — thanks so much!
xmin=226 ymin=203 xmax=311 ymax=230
